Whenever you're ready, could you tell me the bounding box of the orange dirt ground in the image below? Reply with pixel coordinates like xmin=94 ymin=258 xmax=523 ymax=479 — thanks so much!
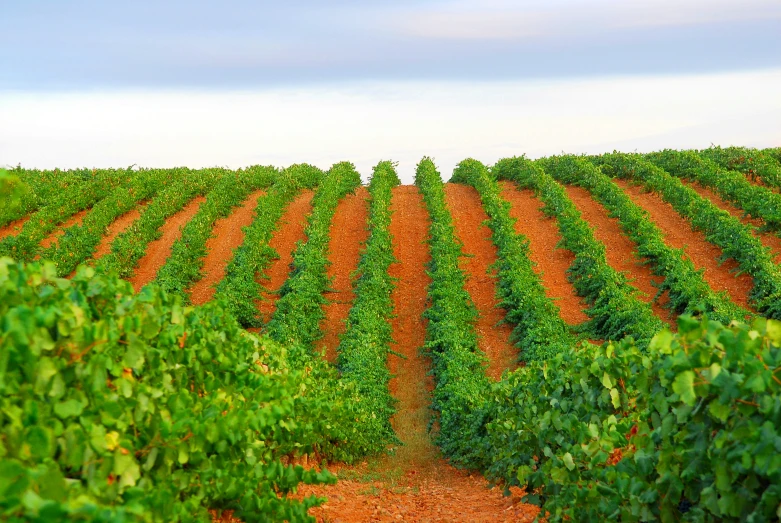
xmin=128 ymin=196 xmax=205 ymax=292
xmin=319 ymin=187 xmax=370 ymax=362
xmin=682 ymin=180 xmax=781 ymax=265
xmin=189 ymin=190 xmax=266 ymax=305
xmin=614 ymin=179 xmax=754 ymax=310
xmin=92 ymin=205 xmax=146 ymax=260
xmin=256 ymin=190 xmax=314 ymax=324
xmin=0 ymin=216 xmax=30 ymax=241
xmin=39 ymin=209 xmax=89 ymax=250
xmin=299 ymin=185 xmax=539 ymax=523
xmin=565 ymin=186 xmax=672 ymax=324
xmin=499 ymin=180 xmax=590 ymax=326
xmin=444 ymin=183 xmax=517 ymax=379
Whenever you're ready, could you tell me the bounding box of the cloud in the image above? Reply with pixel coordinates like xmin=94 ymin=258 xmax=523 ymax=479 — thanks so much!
xmin=393 ymin=0 xmax=781 ymax=41
xmin=2 ymin=68 xmax=780 ymax=183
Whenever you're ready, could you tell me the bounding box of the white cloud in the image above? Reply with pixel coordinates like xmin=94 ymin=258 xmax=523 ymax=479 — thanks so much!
xmin=393 ymin=0 xmax=781 ymax=41
xmin=1 ymin=68 xmax=780 ymax=184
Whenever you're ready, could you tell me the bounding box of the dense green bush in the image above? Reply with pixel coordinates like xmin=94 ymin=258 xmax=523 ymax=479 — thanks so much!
xmin=0 ymin=258 xmax=364 ymax=521
xmin=699 ymin=146 xmax=781 ymax=190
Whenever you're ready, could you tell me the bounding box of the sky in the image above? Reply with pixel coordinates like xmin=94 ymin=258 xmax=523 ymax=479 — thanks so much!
xmin=2 ymin=0 xmax=780 ymax=182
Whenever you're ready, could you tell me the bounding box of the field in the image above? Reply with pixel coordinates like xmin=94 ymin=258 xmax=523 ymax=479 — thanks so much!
xmin=2 ymin=147 xmax=781 ymax=522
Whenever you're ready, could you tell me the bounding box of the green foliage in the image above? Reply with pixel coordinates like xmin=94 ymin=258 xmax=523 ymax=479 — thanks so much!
xmin=0 ymin=258 xmax=362 ymax=522
xmin=0 ymin=167 xmax=89 ymax=229
xmin=648 ymin=149 xmax=781 ymax=231
xmin=699 ymin=146 xmax=781 ymax=190
xmin=154 ymin=166 xmax=278 ymax=301
xmin=0 ymin=169 xmax=28 ymax=218
xmin=39 ymin=168 xmax=186 ymax=276
xmin=601 ymin=153 xmax=781 ymax=319
xmin=335 ymin=161 xmax=401 ymax=456
xmin=415 ymin=157 xmax=491 ymax=468
xmin=0 ymin=169 xmax=131 ymax=261
xmin=265 ymin=162 xmax=362 ymax=357
xmin=556 ymin=154 xmax=750 ymax=324
xmin=495 ymin=156 xmax=665 ymax=345
xmin=214 ymin=164 xmax=324 ymax=327
xmin=95 ymin=169 xmax=223 ymax=279
xmin=450 ymin=159 xmax=576 ymax=362
xmin=480 ymin=315 xmax=781 ymax=522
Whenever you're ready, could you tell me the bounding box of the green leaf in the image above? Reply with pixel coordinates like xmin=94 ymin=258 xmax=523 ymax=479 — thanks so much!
xmin=708 ymin=401 xmax=731 ymax=423
xmin=610 ymin=388 xmax=620 ymax=409
xmin=601 ymin=372 xmax=613 ymax=390
xmin=53 ymin=399 xmax=84 ymax=419
xmin=563 ymin=452 xmax=576 ymax=471
xmin=672 ymin=370 xmax=696 ymax=406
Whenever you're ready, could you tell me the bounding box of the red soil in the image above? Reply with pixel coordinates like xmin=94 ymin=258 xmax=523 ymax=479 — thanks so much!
xmin=92 ymin=205 xmax=146 ymax=260
xmin=564 ymin=186 xmax=672 ymax=324
xmin=319 ymin=187 xmax=370 ymax=362
xmin=189 ymin=190 xmax=266 ymax=306
xmin=128 ymin=197 xmax=206 ymax=292
xmin=39 ymin=209 xmax=89 ymax=250
xmin=444 ymin=183 xmax=517 ymax=379
xmin=614 ymin=179 xmax=753 ymax=310
xmin=682 ymin=180 xmax=781 ymax=264
xmin=300 ymin=186 xmax=539 ymax=523
xmin=256 ymin=190 xmax=314 ymax=323
xmin=0 ymin=216 xmax=30 ymax=240
xmin=499 ymin=181 xmax=590 ymax=325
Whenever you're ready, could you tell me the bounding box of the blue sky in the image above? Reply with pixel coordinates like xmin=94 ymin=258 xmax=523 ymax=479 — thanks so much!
xmin=2 ymin=1 xmax=780 ymax=180
xmin=3 ymin=0 xmax=780 ymax=90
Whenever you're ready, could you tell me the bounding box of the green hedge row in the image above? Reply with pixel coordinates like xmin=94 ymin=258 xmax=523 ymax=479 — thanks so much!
xmin=265 ymin=162 xmax=362 ymax=360
xmin=154 ymin=166 xmax=278 ymax=301
xmin=0 ymin=258 xmax=359 ymax=522
xmin=335 ymin=161 xmax=401 ymax=456
xmin=550 ymin=154 xmax=751 ymax=324
xmin=647 ymin=149 xmax=781 ymax=231
xmin=496 ymin=156 xmax=665 ymax=345
xmin=699 ymin=146 xmax=781 ymax=191
xmin=0 ymin=168 xmax=132 ymax=261
xmin=450 ymin=159 xmax=576 ymax=362
xmin=39 ymin=168 xmax=187 ymax=276
xmin=214 ymin=164 xmax=324 ymax=327
xmin=414 ymin=157 xmax=491 ymax=468
xmin=600 ymin=153 xmax=781 ymax=319
xmin=95 ymin=169 xmax=223 ymax=280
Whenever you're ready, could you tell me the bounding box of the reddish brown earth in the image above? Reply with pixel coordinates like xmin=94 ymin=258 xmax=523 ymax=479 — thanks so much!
xmin=189 ymin=190 xmax=266 ymax=305
xmin=614 ymin=179 xmax=754 ymax=310
xmin=256 ymin=190 xmax=314 ymax=324
xmin=128 ymin=197 xmax=206 ymax=292
xmin=0 ymin=216 xmax=30 ymax=240
xmin=499 ymin=181 xmax=590 ymax=325
xmin=39 ymin=209 xmax=89 ymax=250
xmin=92 ymin=205 xmax=146 ymax=260
xmin=682 ymin=180 xmax=781 ymax=264
xmin=300 ymin=186 xmax=539 ymax=523
xmin=564 ymin=186 xmax=673 ymax=324
xmin=319 ymin=187 xmax=370 ymax=362
xmin=444 ymin=183 xmax=517 ymax=379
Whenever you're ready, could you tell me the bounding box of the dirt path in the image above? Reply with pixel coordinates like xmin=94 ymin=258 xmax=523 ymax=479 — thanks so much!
xmin=39 ymin=209 xmax=89 ymax=250
xmin=256 ymin=190 xmax=314 ymax=324
xmin=443 ymin=183 xmax=517 ymax=380
xmin=319 ymin=187 xmax=370 ymax=362
xmin=0 ymin=216 xmax=30 ymax=241
xmin=128 ymin=197 xmax=205 ymax=292
xmin=681 ymin=180 xmax=781 ymax=264
xmin=499 ymin=181 xmax=589 ymax=325
xmin=564 ymin=186 xmax=673 ymax=324
xmin=92 ymin=205 xmax=146 ymax=260
xmin=189 ymin=190 xmax=266 ymax=305
xmin=300 ymin=186 xmax=539 ymax=523
xmin=614 ymin=179 xmax=753 ymax=309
